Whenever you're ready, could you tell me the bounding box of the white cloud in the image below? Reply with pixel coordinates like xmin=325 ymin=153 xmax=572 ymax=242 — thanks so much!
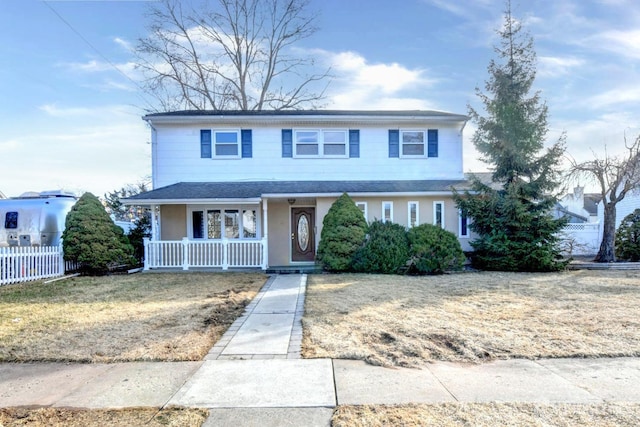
xmin=538 ymin=56 xmax=585 ymax=78
xmin=594 ymin=29 xmax=640 ymax=59
xmin=313 ymin=50 xmax=440 ymax=110
xmin=113 ymin=37 xmax=133 ymax=51
xmin=586 ymin=86 xmax=640 ymax=109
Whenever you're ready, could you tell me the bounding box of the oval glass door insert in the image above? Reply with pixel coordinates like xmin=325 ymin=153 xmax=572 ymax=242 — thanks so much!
xmin=297 ymin=214 xmax=309 ymax=251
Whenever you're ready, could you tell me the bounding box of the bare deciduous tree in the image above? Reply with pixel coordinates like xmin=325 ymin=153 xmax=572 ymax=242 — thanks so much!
xmin=135 ymin=0 xmax=329 ymax=111
xmin=567 ymin=134 xmax=640 ymax=262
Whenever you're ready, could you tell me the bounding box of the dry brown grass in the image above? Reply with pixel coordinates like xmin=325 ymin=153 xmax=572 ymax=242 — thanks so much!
xmin=0 ymin=407 xmax=208 ymax=427
xmin=0 ymin=272 xmax=266 ymax=362
xmin=332 ymin=403 xmax=640 ymax=427
xmin=302 ymin=270 xmax=640 ymax=367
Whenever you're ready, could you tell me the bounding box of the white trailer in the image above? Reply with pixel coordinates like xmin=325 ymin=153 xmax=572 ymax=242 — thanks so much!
xmin=0 ymin=191 xmax=77 ymax=247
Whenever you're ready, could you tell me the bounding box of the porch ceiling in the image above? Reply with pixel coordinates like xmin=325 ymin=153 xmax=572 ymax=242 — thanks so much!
xmin=122 ymin=179 xmax=474 ymax=205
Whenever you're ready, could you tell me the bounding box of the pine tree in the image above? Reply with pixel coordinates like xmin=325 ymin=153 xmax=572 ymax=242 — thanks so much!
xmin=62 ymin=192 xmax=135 ymax=275
xmin=454 ymin=2 xmax=568 ymax=272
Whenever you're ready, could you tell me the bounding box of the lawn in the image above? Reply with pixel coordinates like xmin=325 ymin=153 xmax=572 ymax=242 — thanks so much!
xmin=302 ymin=270 xmax=640 ymax=367
xmin=0 ymin=407 xmax=208 ymax=427
xmin=0 ymin=272 xmax=266 ymax=362
xmin=332 ymin=403 xmax=640 ymax=427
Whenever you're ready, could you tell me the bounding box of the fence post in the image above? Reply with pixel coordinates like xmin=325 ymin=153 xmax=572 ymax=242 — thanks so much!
xmin=222 ymin=238 xmax=229 ymax=270
xmin=58 ymin=244 xmax=65 ymax=275
xmin=182 ymin=237 xmax=190 ymax=271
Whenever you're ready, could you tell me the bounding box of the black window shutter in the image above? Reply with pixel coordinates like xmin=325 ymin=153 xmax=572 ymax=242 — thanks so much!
xmin=200 ymin=130 xmax=212 ymax=158
xmin=241 ymin=129 xmax=252 ymax=158
xmin=349 ymin=130 xmax=360 ymax=158
xmin=388 ymin=130 xmax=399 ymax=158
xmin=282 ymin=129 xmax=293 ymax=158
xmin=428 ymin=129 xmax=438 ymax=158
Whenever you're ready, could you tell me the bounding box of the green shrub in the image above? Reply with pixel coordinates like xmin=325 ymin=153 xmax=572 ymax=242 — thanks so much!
xmin=353 ymin=220 xmax=409 ymax=274
xmin=62 ymin=192 xmax=135 ymax=275
xmin=407 ymin=224 xmax=465 ymax=274
xmin=316 ymin=193 xmax=368 ymax=272
xmin=128 ymin=213 xmax=152 ymax=264
xmin=615 ymin=208 xmax=640 ymax=261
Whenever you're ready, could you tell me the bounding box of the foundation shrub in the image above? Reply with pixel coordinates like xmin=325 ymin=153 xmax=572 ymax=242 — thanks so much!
xmin=353 ymin=220 xmax=410 ymax=274
xmin=407 ymin=224 xmax=465 ymax=274
xmin=316 ymin=193 xmax=368 ymax=272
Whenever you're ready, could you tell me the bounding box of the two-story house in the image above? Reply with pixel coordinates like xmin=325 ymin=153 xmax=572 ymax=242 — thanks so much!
xmin=125 ymin=110 xmax=471 ymax=270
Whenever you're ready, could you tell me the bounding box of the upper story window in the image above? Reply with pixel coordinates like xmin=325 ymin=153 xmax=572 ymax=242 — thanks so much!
xmin=401 ymin=131 xmax=425 ymax=156
xmin=202 ymin=129 xmax=252 ymax=159
xmin=389 ymin=129 xmax=438 ymax=158
xmin=294 ymin=129 xmax=347 ymax=158
xmin=214 ymin=131 xmax=239 ymax=157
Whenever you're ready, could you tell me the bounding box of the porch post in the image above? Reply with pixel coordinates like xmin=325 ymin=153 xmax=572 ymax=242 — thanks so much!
xmin=150 ymin=204 xmax=158 ymax=240
xmin=182 ymin=237 xmax=189 ymax=271
xmin=262 ymin=199 xmax=269 ymax=270
xmin=143 ymin=237 xmax=150 ymax=271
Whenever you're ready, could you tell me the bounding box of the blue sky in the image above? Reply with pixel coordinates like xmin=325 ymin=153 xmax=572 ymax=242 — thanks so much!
xmin=1 ymin=0 xmax=639 ymax=197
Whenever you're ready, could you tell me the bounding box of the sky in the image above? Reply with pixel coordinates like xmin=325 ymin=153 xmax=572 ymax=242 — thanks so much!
xmin=1 ymin=0 xmax=639 ymax=198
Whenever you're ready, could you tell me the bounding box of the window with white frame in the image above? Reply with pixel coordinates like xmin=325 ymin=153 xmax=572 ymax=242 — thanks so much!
xmin=382 ymin=201 xmax=393 ymax=223
xmin=191 ymin=207 xmax=258 ymax=239
xmin=459 ymin=210 xmax=470 ymax=237
xmin=433 ymin=201 xmax=444 ymax=228
xmin=294 ymin=129 xmax=347 ymax=157
xmin=214 ymin=130 xmax=240 ymax=157
xmin=408 ymin=201 xmax=419 ymax=228
xmin=355 ymin=202 xmax=368 ymax=221
xmin=401 ymin=130 xmax=425 ymax=156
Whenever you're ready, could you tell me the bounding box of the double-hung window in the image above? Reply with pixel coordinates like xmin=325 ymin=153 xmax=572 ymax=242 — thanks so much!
xmin=214 ymin=130 xmax=240 ymax=157
xmin=433 ymin=201 xmax=445 ymax=228
xmin=408 ymin=201 xmax=419 ymax=228
xmin=382 ymin=201 xmax=393 ymax=223
xmin=4 ymin=212 xmax=18 ymax=229
xmin=355 ymin=202 xmax=368 ymax=220
xmin=201 ymin=129 xmax=241 ymax=158
xmin=401 ymin=131 xmax=425 ymax=156
xmin=294 ymin=129 xmax=347 ymax=157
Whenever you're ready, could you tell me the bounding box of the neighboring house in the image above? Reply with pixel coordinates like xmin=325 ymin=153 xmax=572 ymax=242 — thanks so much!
xmin=125 ymin=110 xmax=472 ymax=270
xmin=597 ymin=189 xmax=640 ymax=229
xmin=555 ymin=186 xmax=601 ymax=223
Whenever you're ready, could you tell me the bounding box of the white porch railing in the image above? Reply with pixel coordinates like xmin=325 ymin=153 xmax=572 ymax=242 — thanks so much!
xmin=143 ymin=237 xmax=267 ymax=270
xmin=0 ymin=245 xmax=65 ymax=286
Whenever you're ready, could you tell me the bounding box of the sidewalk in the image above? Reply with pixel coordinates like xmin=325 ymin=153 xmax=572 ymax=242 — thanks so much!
xmin=1 ymin=274 xmax=640 ymax=427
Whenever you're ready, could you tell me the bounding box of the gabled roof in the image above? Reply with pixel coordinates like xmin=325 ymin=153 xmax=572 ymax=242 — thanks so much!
xmin=124 ymin=179 xmax=473 ymax=204
xmin=583 ymin=193 xmax=602 ymax=216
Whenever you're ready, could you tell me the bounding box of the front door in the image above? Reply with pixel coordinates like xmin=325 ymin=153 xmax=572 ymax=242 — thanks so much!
xmin=291 ymin=207 xmax=315 ymax=262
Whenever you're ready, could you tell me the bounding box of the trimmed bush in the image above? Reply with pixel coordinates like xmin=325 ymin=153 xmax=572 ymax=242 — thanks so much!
xmin=407 ymin=224 xmax=465 ymax=274
xmin=62 ymin=192 xmax=135 ymax=275
xmin=353 ymin=220 xmax=409 ymax=274
xmin=316 ymin=193 xmax=368 ymax=272
xmin=615 ymin=208 xmax=640 ymax=261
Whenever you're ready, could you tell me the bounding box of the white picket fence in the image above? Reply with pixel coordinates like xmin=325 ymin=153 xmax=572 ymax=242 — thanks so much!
xmin=144 ymin=237 xmax=267 ymax=270
xmin=559 ymin=222 xmax=602 ymax=256
xmin=0 ymin=245 xmax=66 ymax=286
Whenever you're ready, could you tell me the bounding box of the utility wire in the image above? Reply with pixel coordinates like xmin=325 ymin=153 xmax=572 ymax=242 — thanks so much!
xmin=41 ymin=0 xmax=155 ymax=112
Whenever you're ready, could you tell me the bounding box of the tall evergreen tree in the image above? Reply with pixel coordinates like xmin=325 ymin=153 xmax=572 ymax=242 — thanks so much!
xmin=454 ymin=2 xmax=567 ymax=272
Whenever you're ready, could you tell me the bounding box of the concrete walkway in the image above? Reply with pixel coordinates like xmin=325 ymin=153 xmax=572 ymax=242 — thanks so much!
xmin=1 ymin=274 xmax=640 ymax=427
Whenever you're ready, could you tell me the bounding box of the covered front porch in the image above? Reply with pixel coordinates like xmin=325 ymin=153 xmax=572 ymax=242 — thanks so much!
xmin=124 ymin=183 xmax=322 ymax=271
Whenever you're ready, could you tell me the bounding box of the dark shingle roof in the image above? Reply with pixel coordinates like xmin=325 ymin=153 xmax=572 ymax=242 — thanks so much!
xmin=143 ymin=109 xmax=468 ymax=119
xmin=125 ymin=180 xmax=472 ymax=202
